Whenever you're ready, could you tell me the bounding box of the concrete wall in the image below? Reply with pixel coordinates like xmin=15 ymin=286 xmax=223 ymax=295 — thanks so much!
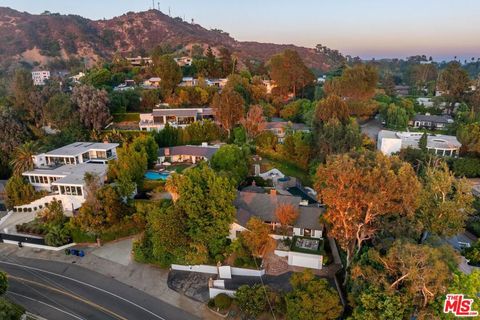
xmin=228 ymin=222 xmax=247 ymax=240
xmin=171 ymin=264 xmax=265 ymax=277
xmin=209 ymin=287 xmax=236 ymax=299
xmin=287 ymin=251 xmax=323 ymax=269
xmin=378 ymin=138 xmax=402 ymax=155
xmin=1 ymin=240 xmax=76 ymax=251
xmin=14 ymin=195 xmax=85 ymax=212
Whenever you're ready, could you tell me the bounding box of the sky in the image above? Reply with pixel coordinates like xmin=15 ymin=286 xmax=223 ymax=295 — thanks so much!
xmin=2 ymin=0 xmax=480 ymax=61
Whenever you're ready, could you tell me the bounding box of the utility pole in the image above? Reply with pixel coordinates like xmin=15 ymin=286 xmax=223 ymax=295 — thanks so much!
xmin=152 ymin=0 xmax=154 ymax=10
xmin=168 ymin=6 xmax=171 ymax=16
xmin=158 ymin=2 xmax=160 ymax=11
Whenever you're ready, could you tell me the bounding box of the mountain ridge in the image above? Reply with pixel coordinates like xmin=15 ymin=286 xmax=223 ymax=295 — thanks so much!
xmin=0 ymin=7 xmax=343 ymax=71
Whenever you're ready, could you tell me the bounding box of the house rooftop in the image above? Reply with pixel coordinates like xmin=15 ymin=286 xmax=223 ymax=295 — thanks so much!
xmin=234 ymin=191 xmax=323 ymax=230
xmin=23 ymin=163 xmax=107 ymax=186
xmin=151 ymin=108 xmax=214 ymax=118
xmin=265 ymin=122 xmax=309 ymax=131
xmin=44 ymin=142 xmax=118 ymax=157
xmin=158 ymin=145 xmax=220 ymax=160
xmin=413 ymin=114 xmax=454 ymax=124
xmin=378 ymin=130 xmax=461 ymax=150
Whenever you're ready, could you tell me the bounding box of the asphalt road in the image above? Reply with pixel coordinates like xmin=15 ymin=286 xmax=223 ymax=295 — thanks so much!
xmin=0 ymin=255 xmax=200 ymax=320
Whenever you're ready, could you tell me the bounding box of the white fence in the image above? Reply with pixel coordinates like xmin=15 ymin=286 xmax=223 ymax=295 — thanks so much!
xmin=209 ymin=287 xmax=236 ymax=299
xmin=1 ymin=240 xmax=76 ymax=251
xmin=274 ymin=249 xmax=323 ymax=270
xmin=171 ymin=264 xmax=265 ymax=277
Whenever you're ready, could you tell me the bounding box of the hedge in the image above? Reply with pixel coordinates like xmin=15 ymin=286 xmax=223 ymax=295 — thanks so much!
xmin=112 ymin=113 xmax=140 ymax=122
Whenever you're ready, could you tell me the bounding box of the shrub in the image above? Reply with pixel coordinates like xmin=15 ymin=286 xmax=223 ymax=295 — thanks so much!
xmin=214 ymin=293 xmax=232 ymax=310
xmin=112 ymin=113 xmax=140 ymax=122
xmin=463 ymin=240 xmax=480 ymax=266
xmin=467 ymin=221 xmax=480 ymax=237
xmin=451 ymin=157 xmax=480 ymax=178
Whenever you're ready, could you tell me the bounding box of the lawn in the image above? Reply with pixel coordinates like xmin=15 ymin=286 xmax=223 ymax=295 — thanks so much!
xmin=260 ymin=156 xmax=312 ymax=186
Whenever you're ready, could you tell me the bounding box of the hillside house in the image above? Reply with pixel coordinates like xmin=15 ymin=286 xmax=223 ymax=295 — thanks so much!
xmin=139 ymin=107 xmax=215 ymax=131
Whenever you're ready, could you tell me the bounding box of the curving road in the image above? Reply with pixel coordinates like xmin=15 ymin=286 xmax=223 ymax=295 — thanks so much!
xmin=0 ymin=255 xmax=200 ymax=320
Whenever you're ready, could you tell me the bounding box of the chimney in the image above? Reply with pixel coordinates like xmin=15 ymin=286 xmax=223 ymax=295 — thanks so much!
xmin=165 ymin=148 xmax=170 ymax=156
xmin=270 ymin=189 xmax=277 ymax=196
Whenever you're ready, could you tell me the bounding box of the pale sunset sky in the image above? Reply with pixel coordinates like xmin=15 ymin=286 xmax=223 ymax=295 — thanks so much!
xmin=2 ymin=0 xmax=479 ymax=61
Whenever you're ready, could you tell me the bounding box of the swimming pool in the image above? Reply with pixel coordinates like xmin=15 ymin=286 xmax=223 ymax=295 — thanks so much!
xmin=144 ymin=171 xmax=170 ymax=180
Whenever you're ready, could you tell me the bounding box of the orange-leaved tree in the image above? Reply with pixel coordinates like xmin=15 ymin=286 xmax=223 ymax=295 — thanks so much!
xmin=275 ymin=203 xmax=299 ymax=235
xmin=314 ymin=151 xmax=420 ymax=272
xmin=242 ymin=217 xmax=276 ymax=258
xmin=240 ymin=104 xmax=266 ymax=140
xmin=212 ymin=88 xmax=245 ymax=137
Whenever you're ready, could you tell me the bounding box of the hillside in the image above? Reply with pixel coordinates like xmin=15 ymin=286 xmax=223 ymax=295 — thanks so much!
xmin=0 ymin=7 xmax=343 ymax=72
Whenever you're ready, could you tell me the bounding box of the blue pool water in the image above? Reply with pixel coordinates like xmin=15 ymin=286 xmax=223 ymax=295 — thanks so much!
xmin=144 ymin=171 xmax=170 ymax=180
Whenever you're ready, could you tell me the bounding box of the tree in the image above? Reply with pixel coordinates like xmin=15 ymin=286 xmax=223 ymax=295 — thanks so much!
xmin=314 ymin=151 xmax=420 ymax=270
xmin=0 ymin=271 xmax=7 ymax=295
xmin=457 ymin=122 xmax=480 ymax=154
xmin=210 ymin=144 xmax=249 ymax=185
xmin=9 ymin=141 xmax=37 ymax=175
xmin=75 ymin=184 xmax=133 ymax=236
xmin=418 ymin=162 xmax=474 ymax=239
xmin=173 ymin=164 xmax=237 ymax=257
xmin=383 ymin=103 xmax=409 ymax=130
xmin=324 ymin=64 xmax=379 ymax=117
xmin=12 ymin=68 xmax=34 ymax=122
xmin=72 ymin=85 xmax=111 ymax=131
xmin=5 ymin=175 xmax=37 ymax=209
xmin=242 ymin=217 xmax=276 ymax=258
xmin=109 ymin=142 xmax=148 ymax=186
xmin=235 ymin=284 xmax=268 ymax=318
xmin=0 ymin=297 xmax=24 ymax=320
xmin=240 ymin=105 xmax=266 ymax=140
xmin=0 ymin=108 xmax=30 ymax=176
xmin=315 ymin=118 xmax=362 ymax=161
xmin=44 ymin=225 xmax=70 ymax=246
xmin=131 ymin=135 xmax=158 ymax=168
xmin=350 ymin=240 xmax=453 ymax=315
xmin=44 ymin=93 xmax=76 ymax=129
xmin=269 ymin=49 xmax=315 ymax=97
xmin=212 ymin=88 xmax=244 ymax=137
xmin=286 ymin=270 xmax=342 ymax=320
xmin=315 ymin=94 xmax=350 ymax=124
xmin=280 ymin=99 xmax=313 ymax=122
xmin=152 ymin=55 xmax=182 ymax=95
xmin=419 ymin=131 xmax=428 ymax=152
xmin=275 ymin=203 xmax=299 ymax=233
xmin=438 ymin=61 xmax=470 ymax=111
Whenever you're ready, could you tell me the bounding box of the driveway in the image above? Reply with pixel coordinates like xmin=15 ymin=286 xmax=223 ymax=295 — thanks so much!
xmin=360 ymin=118 xmax=384 ymax=141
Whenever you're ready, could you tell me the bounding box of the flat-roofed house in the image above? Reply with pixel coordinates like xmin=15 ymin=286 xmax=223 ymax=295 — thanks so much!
xmin=139 ymin=108 xmax=215 ymax=131
xmin=377 ymin=130 xmax=461 ymax=157
xmin=16 ymin=142 xmax=118 ymax=212
xmin=31 ymin=70 xmax=50 ymax=86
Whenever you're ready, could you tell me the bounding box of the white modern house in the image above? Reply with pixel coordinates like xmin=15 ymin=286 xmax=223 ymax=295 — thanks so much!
xmin=31 ymin=70 xmax=50 ymax=86
xmin=16 ymin=142 xmax=118 ymax=212
xmin=174 ymin=56 xmax=193 ymax=67
xmin=377 ymin=130 xmax=461 ymax=156
xmin=139 ymin=108 xmax=215 ymax=131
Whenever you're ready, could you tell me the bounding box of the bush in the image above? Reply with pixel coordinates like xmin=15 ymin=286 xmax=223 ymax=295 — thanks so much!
xmin=112 ymin=113 xmax=140 ymax=122
xmin=451 ymin=157 xmax=480 ymax=178
xmin=214 ymin=293 xmax=232 ymax=310
xmin=463 ymin=240 xmax=480 ymax=266
xmin=467 ymin=221 xmax=480 ymax=237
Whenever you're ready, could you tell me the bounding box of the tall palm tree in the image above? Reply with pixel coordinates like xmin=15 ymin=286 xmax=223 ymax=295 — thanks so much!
xmin=10 ymin=141 xmax=38 ymax=175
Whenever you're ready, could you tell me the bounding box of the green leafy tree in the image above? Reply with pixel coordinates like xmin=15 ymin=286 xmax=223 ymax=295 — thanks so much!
xmin=211 ymin=144 xmax=249 ymax=185
xmin=153 ymin=55 xmax=182 ymax=95
xmin=44 ymin=93 xmax=77 ymax=129
xmin=419 ymin=131 xmax=428 ymax=152
xmin=0 ymin=108 xmax=30 ymax=177
xmin=174 ymin=164 xmax=237 ymax=257
xmin=286 ymin=269 xmax=342 ymax=320
xmin=0 ymin=271 xmax=7 ymax=295
xmin=383 ymin=103 xmax=409 ymax=130
xmin=315 ymin=118 xmax=362 ymax=161
xmin=463 ymin=240 xmax=480 ymax=265
xmin=269 ymin=49 xmax=315 ymax=97
xmin=12 ymin=68 xmax=34 ymax=122
xmin=0 ymin=297 xmax=24 ymax=320
xmin=109 ymin=142 xmax=148 ymax=186
xmin=235 ymin=284 xmax=268 ymax=318
xmin=131 ymin=135 xmax=159 ymax=168
xmin=418 ymin=163 xmax=474 ymax=239
xmin=5 ymin=175 xmax=37 ymax=209
xmin=458 ymin=122 xmax=480 ymax=154
xmin=44 ymin=225 xmax=70 ymax=246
